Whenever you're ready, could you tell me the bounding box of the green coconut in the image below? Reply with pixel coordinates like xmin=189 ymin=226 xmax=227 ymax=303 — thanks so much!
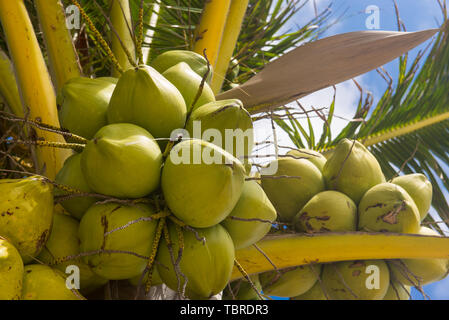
xmin=54 ymin=153 xmax=96 ymax=220
xmin=292 ymin=282 xmax=328 ymax=300
xmin=287 ymin=149 xmax=327 ymax=172
xmin=37 ymin=213 xmax=108 ymax=294
xmin=162 ymin=62 xmax=215 ymax=112
xmin=185 ymin=99 xmax=254 ymax=161
xmin=223 ymin=275 xmax=263 ymax=300
xmin=322 ymin=260 xmax=390 ymax=300
xmin=391 ymin=173 xmax=432 ymax=221
xmin=260 ymin=264 xmax=322 ymax=298
xmin=58 ymin=77 xmax=117 ymax=139
xmin=383 ymin=280 xmax=410 ymax=300
xmin=162 ymin=139 xmax=245 ymax=228
xmin=0 ymin=176 xmax=53 ymax=263
xmin=358 ymin=183 xmax=421 ymax=234
xmin=389 ymin=226 xmax=449 ymax=287
xmin=261 ymin=157 xmax=325 ymax=222
xmin=81 ymin=123 xmax=162 ymax=198
xmin=156 ymin=222 xmax=235 ymax=299
xmin=21 ymin=264 xmax=83 ymax=300
xmin=221 ymin=180 xmax=277 ymax=249
xmin=107 ymin=66 xmax=187 ymax=142
xmin=293 ymin=190 xmax=357 ymax=234
xmin=150 ymin=50 xmax=212 ymax=82
xmin=79 ymin=203 xmax=158 ymax=280
xmin=0 ymin=237 xmax=23 ymax=300
xmin=323 ymin=139 xmax=385 ymax=204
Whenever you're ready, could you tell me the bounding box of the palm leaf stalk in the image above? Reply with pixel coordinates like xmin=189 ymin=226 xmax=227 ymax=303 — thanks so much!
xmin=0 ymin=0 xmax=71 ymax=179
xmin=0 ymin=50 xmax=23 ymax=117
xmin=35 ymin=0 xmax=82 ymax=92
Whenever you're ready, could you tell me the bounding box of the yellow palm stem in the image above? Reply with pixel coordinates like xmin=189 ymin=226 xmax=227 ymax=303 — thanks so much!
xmin=0 ymin=50 xmax=23 ymax=117
xmin=0 ymin=0 xmax=71 ymax=179
xmin=193 ymin=0 xmax=232 ymax=69
xmin=210 ymin=0 xmax=249 ymax=94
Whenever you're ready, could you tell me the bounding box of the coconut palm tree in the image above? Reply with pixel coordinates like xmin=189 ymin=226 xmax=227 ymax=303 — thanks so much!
xmin=0 ymin=0 xmax=448 ymax=300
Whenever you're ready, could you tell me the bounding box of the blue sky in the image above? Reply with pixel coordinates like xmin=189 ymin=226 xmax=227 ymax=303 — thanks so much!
xmin=259 ymin=0 xmax=449 ymax=300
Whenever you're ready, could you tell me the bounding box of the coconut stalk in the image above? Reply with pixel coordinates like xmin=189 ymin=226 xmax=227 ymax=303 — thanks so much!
xmin=0 ymin=50 xmax=23 ymax=117
xmin=34 ymin=0 xmax=82 ymax=93
xmin=0 ymin=0 xmax=71 ymax=179
xmin=231 ymin=232 xmax=449 ymax=280
xmin=142 ymin=0 xmax=161 ymax=65
xmin=210 ymin=0 xmax=249 ymax=94
xmin=193 ymin=0 xmax=232 ymax=69
xmin=110 ymin=0 xmax=136 ymax=77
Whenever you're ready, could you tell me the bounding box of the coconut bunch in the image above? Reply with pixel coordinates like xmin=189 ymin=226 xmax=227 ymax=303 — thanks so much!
xmin=0 ymin=50 xmax=279 ymax=300
xmin=241 ymin=138 xmax=448 ymax=300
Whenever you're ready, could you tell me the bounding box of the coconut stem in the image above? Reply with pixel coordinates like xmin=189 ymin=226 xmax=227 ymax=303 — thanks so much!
xmin=144 ymin=217 xmax=166 ymax=294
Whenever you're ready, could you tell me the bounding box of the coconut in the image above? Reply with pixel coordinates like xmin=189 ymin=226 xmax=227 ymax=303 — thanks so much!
xmin=292 ymin=282 xmax=327 ymax=300
xmin=322 ymin=260 xmax=390 ymax=300
xmin=185 ymin=99 xmax=254 ymax=161
xmin=58 ymin=77 xmax=117 ymax=139
xmin=162 ymin=62 xmax=215 ymax=112
xmin=156 ymin=222 xmax=235 ymax=299
xmin=383 ymin=280 xmax=410 ymax=300
xmin=358 ymin=183 xmax=421 ymax=234
xmin=54 ymin=153 xmax=96 ymax=220
xmin=287 ymin=149 xmax=327 ymax=172
xmin=223 ymin=275 xmax=263 ymax=300
xmin=0 ymin=176 xmax=53 ymax=263
xmin=150 ymin=50 xmax=212 ymax=82
xmin=162 ymin=139 xmax=245 ymax=228
xmin=81 ymin=123 xmax=162 ymax=199
xmin=107 ymin=66 xmax=187 ymax=143
xmin=79 ymin=203 xmax=158 ymax=280
xmin=0 ymin=237 xmax=23 ymax=300
xmin=21 ymin=264 xmax=83 ymax=300
xmin=37 ymin=213 xmax=108 ymax=294
xmin=323 ymin=139 xmax=385 ymax=204
xmin=388 ymin=226 xmax=449 ymax=287
xmin=261 ymin=157 xmax=325 ymax=222
xmin=293 ymin=190 xmax=357 ymax=234
xmin=221 ymin=180 xmax=277 ymax=249
xmin=391 ymin=173 xmax=432 ymax=221
xmin=128 ymin=267 xmax=163 ymax=288
xmin=259 ymin=264 xmax=322 ymax=298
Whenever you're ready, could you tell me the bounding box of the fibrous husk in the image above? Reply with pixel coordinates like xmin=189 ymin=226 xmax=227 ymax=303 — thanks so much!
xmin=54 ymin=153 xmax=96 ymax=220
xmin=293 ymin=190 xmax=357 ymax=234
xmin=107 ymin=66 xmax=187 ymax=143
xmin=162 ymin=62 xmax=215 ymax=112
xmin=221 ymin=180 xmax=277 ymax=249
xmin=156 ymin=222 xmax=235 ymax=299
xmin=358 ymin=183 xmax=421 ymax=234
xmin=0 ymin=176 xmax=53 ymax=263
xmin=287 ymin=149 xmax=327 ymax=172
xmin=161 ymin=139 xmax=245 ymax=228
xmin=0 ymin=236 xmax=23 ymax=300
xmin=323 ymin=139 xmax=385 ymax=204
xmin=150 ymin=50 xmax=212 ymax=82
xmin=37 ymin=213 xmax=108 ymax=294
xmin=185 ymin=99 xmax=254 ymax=161
xmin=388 ymin=226 xmax=449 ymax=287
xmin=292 ymin=281 xmax=328 ymax=300
xmin=79 ymin=203 xmax=158 ymax=280
xmin=81 ymin=123 xmax=162 ymax=199
xmin=322 ymin=260 xmax=390 ymax=300
xmin=261 ymin=157 xmax=325 ymax=222
xmin=21 ymin=264 xmax=83 ymax=300
xmin=383 ymin=280 xmax=410 ymax=300
xmin=259 ymin=264 xmax=322 ymax=298
xmin=57 ymin=77 xmax=117 ymax=139
xmin=391 ymin=173 xmax=432 ymax=221
xmin=223 ymin=274 xmax=263 ymax=300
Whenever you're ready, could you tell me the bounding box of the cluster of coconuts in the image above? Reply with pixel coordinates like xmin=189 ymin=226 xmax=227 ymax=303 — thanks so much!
xmin=227 ymin=139 xmax=447 ymax=300
xmin=0 ymin=50 xmax=279 ymax=300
